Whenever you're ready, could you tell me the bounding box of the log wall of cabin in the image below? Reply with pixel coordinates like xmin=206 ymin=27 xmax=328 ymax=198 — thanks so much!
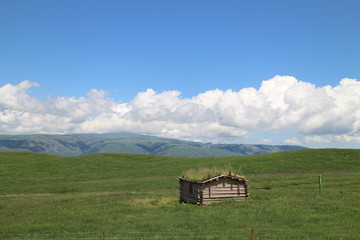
xmin=201 ymin=178 xmax=247 ymax=204
xmin=179 ymin=180 xmax=202 ymax=204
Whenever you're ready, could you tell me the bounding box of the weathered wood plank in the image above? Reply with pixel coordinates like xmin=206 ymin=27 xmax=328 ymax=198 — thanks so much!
xmin=181 ymin=195 xmax=198 ymax=203
xmin=208 ymin=186 xmax=246 ymax=190
xmin=202 ymin=194 xmax=247 ymax=199
xmin=202 ymin=196 xmax=247 ymax=201
xmin=204 ymin=195 xmax=247 ymax=200
xmin=204 ymin=184 xmax=245 ymax=188
xmin=181 ymin=196 xmax=197 ymax=202
xmin=202 ymin=199 xmax=245 ymax=205
xmin=212 ymin=183 xmax=238 ymax=188
xmin=181 ymin=193 xmax=198 ymax=199
xmin=202 ymin=191 xmax=243 ymax=196
xmin=205 ymin=195 xmax=247 ymax=199
xmin=205 ymin=192 xmax=246 ymax=196
xmin=203 ymin=189 xmax=246 ymax=195
xmin=204 ymin=187 xmax=246 ymax=192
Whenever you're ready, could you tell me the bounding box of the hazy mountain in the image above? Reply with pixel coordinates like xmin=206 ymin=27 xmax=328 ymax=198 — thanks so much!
xmin=0 ymin=133 xmax=307 ymax=157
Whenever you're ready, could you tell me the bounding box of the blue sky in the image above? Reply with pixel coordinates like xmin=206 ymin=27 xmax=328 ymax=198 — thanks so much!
xmin=1 ymin=0 xmax=360 ymax=148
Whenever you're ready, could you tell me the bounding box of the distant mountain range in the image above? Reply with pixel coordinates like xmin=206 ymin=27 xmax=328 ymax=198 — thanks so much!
xmin=0 ymin=133 xmax=307 ymax=157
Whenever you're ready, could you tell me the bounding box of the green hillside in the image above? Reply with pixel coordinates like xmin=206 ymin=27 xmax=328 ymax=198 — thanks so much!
xmin=0 ymin=133 xmax=306 ymax=157
xmin=1 ymin=149 xmax=359 ymax=239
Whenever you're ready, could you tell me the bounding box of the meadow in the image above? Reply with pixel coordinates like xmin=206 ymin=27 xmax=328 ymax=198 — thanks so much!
xmin=0 ymin=149 xmax=359 ymax=239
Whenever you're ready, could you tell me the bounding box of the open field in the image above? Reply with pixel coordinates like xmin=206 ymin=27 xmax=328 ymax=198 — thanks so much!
xmin=1 ymin=149 xmax=360 ymax=239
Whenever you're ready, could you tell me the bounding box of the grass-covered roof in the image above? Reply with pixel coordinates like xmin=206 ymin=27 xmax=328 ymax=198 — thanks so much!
xmin=180 ymin=167 xmax=245 ymax=182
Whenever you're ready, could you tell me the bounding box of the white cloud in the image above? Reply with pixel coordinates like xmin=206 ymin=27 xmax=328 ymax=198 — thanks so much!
xmin=304 ymin=135 xmax=360 ymax=143
xmin=283 ymin=138 xmax=302 ymax=145
xmin=0 ymin=76 xmax=359 ymax=145
xmin=0 ymin=81 xmax=43 ymax=113
xmin=260 ymin=138 xmax=273 ymax=144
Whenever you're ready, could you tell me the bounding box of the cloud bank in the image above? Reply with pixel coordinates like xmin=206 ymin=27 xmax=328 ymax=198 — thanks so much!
xmin=1 ymin=76 xmax=359 ymax=145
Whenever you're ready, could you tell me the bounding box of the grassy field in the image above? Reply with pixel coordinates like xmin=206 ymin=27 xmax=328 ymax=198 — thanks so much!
xmin=0 ymin=149 xmax=359 ymax=239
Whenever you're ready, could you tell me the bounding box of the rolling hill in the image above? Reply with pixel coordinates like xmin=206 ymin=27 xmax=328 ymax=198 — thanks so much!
xmin=0 ymin=133 xmax=306 ymax=157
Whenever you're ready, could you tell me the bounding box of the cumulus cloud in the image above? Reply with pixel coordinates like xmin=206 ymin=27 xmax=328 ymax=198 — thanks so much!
xmin=260 ymin=138 xmax=273 ymax=144
xmin=283 ymin=138 xmax=302 ymax=145
xmin=0 ymin=81 xmax=43 ymax=112
xmin=0 ymin=76 xmax=359 ymax=144
xmin=304 ymin=135 xmax=360 ymax=143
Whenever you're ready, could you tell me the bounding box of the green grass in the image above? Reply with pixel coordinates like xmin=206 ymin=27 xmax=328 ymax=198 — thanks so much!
xmin=0 ymin=149 xmax=360 ymax=239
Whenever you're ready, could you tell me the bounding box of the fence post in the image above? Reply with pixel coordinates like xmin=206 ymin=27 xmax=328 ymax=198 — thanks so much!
xmin=102 ymin=231 xmax=105 ymax=240
xmin=318 ymin=175 xmax=322 ymax=195
xmin=250 ymin=228 xmax=254 ymax=240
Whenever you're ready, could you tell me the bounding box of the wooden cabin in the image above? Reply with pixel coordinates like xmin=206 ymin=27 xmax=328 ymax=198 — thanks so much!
xmin=178 ymin=175 xmax=249 ymax=205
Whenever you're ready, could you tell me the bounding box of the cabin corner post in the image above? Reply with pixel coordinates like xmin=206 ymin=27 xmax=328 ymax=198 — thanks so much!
xmin=199 ymin=184 xmax=205 ymax=205
xmin=179 ymin=187 xmax=183 ymax=203
xmin=178 ymin=178 xmax=184 ymax=203
xmin=245 ymin=180 xmax=249 ymax=198
xmin=197 ymin=188 xmax=203 ymax=205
